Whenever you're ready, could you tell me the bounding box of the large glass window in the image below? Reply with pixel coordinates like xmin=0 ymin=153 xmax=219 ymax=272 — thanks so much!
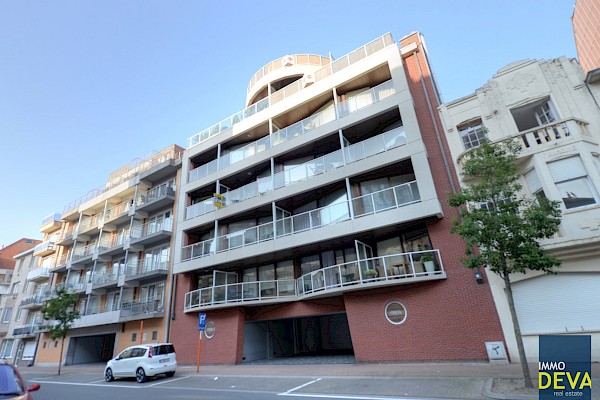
xmin=0 ymin=339 xmax=14 ymax=358
xmin=2 ymin=308 xmax=12 ymax=323
xmin=548 ymin=156 xmax=598 ymax=209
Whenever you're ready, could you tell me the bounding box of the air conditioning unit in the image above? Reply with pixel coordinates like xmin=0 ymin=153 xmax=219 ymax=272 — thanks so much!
xmin=282 ymin=55 xmax=295 ymax=66
xmin=302 ymin=73 xmax=315 ymax=87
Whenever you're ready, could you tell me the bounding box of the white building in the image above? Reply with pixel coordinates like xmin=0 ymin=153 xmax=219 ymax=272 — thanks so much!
xmin=439 ymin=57 xmax=600 ymax=361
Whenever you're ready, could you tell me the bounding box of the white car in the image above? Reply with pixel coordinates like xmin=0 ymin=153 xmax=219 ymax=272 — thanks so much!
xmin=104 ymin=343 xmax=177 ymax=383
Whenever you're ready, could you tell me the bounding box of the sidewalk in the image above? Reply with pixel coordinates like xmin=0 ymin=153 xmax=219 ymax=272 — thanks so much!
xmin=26 ymin=360 xmax=555 ymax=399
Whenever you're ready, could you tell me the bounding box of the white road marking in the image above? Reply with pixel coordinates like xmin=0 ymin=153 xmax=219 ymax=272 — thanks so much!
xmin=146 ymin=375 xmax=190 ymax=387
xmin=282 ymin=378 xmax=322 ymax=394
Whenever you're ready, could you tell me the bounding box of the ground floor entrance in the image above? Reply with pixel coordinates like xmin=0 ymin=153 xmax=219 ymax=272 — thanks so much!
xmin=242 ymin=313 xmax=353 ymax=363
xmin=65 ymin=333 xmax=115 ymax=365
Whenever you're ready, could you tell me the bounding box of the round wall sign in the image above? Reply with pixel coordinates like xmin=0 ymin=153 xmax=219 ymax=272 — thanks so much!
xmin=204 ymin=320 xmax=216 ymax=338
xmin=385 ymin=301 xmax=407 ymax=325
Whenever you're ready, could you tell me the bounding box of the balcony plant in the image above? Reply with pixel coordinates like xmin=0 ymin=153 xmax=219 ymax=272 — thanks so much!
xmin=364 ymin=269 xmax=379 ymax=279
xmin=420 ymin=254 xmax=435 ymax=274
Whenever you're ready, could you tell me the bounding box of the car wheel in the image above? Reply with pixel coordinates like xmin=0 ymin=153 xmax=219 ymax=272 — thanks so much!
xmin=166 ymin=371 xmax=175 ymax=378
xmin=105 ymin=368 xmax=114 ymax=382
xmin=136 ymin=367 xmax=146 ymax=383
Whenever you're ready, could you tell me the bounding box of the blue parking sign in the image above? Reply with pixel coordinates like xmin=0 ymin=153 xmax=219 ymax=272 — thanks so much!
xmin=198 ymin=313 xmax=207 ymax=331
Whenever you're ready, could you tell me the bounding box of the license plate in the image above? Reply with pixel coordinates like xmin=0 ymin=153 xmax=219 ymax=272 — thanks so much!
xmin=160 ymin=358 xmax=169 ymax=363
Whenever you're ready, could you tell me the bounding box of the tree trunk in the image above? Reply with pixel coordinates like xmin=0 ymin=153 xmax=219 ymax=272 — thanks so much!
xmin=58 ymin=337 xmax=65 ymax=376
xmin=503 ymin=272 xmax=533 ymax=388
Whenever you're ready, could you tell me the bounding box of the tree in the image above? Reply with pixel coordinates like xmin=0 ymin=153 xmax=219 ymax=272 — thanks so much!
xmin=41 ymin=286 xmax=80 ymax=376
xmin=449 ymin=140 xmax=562 ymax=388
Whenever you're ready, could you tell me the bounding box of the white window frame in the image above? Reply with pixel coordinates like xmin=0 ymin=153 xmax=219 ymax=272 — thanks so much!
xmin=458 ymin=121 xmax=487 ymax=150
xmin=548 ymin=156 xmax=598 ymax=210
xmin=3 ymin=308 xmax=12 ymax=323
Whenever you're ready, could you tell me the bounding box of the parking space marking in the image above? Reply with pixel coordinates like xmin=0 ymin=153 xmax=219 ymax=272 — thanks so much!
xmin=146 ymin=375 xmax=190 ymax=387
xmin=278 ymin=394 xmax=431 ymax=400
xmin=30 ymin=380 xmax=141 ymax=389
xmin=282 ymin=378 xmax=322 ymax=394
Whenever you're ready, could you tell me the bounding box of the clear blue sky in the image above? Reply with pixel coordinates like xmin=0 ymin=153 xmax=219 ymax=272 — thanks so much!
xmin=0 ymin=1 xmax=577 ymax=247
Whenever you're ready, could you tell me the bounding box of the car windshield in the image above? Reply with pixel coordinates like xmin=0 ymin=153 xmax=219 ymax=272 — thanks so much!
xmin=0 ymin=365 xmax=25 ymax=395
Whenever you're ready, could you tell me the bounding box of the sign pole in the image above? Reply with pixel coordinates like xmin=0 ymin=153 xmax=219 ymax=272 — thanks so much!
xmin=196 ymin=330 xmax=202 ymax=373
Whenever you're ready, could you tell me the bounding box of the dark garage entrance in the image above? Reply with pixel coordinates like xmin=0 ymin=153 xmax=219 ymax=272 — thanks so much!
xmin=65 ymin=333 xmax=115 ymax=365
xmin=243 ymin=313 xmax=353 ymax=363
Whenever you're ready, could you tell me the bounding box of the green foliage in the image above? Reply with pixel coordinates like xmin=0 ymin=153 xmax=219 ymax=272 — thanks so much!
xmin=449 ymin=140 xmax=562 ymax=278
xmin=41 ymin=286 xmax=80 ymax=341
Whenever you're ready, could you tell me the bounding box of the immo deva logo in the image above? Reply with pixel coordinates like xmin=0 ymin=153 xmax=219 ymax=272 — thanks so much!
xmin=538 ymin=335 xmax=592 ymax=399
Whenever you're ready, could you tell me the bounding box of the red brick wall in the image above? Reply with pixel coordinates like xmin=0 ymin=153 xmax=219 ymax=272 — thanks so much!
xmin=169 ymin=274 xmax=245 ymax=365
xmin=0 ymin=238 xmax=40 ymax=269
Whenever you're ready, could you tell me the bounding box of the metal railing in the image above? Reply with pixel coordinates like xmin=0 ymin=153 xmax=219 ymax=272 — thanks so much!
xmin=103 ymin=199 xmax=132 ymax=223
xmin=120 ymin=300 xmax=163 ymax=317
xmin=187 ymin=34 xmax=394 ymax=149
xmin=185 ymin=120 xmax=405 ymax=221
xmin=336 ymin=80 xmax=396 ymax=117
xmin=62 ymin=145 xmax=183 ymax=215
xmin=124 ymin=256 xmax=169 ymax=277
xmin=247 ymin=54 xmax=330 ymax=95
xmin=185 ymin=279 xmax=296 ymax=310
xmin=184 ymin=249 xmax=442 ymax=310
xmin=181 ymin=180 xmax=420 ymax=262
xmin=41 ymin=213 xmax=61 ymax=226
xmin=130 ymin=219 xmax=173 ymax=240
xmin=137 ymin=185 xmax=175 ymax=207
xmin=26 ymin=268 xmax=51 ymax=281
xmin=71 ymin=243 xmax=94 ymax=261
xmin=272 ymin=105 xmax=336 ymax=146
xmin=91 ymin=272 xmax=119 ymax=286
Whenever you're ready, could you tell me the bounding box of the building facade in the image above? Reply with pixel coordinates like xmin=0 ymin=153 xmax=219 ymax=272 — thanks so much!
xmin=0 ymin=242 xmax=41 ymax=366
xmin=32 ymin=145 xmax=183 ymax=366
xmin=439 ymin=57 xmax=600 ymax=361
xmin=170 ymin=33 xmax=505 ymax=365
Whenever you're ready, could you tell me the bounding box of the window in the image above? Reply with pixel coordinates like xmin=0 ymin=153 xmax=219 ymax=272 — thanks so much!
xmin=16 ymin=259 xmax=23 ymax=275
xmin=132 ymin=333 xmax=137 ymax=342
xmin=152 ymin=331 xmax=158 ymax=341
xmin=511 ymin=98 xmax=558 ymax=132
xmin=548 ymin=156 xmax=598 ymax=209
xmin=0 ymin=339 xmax=14 ymax=358
xmin=3 ymin=308 xmax=12 ymax=323
xmin=458 ymin=120 xmax=487 ymax=150
xmin=525 ymin=169 xmax=547 ymax=202
xmin=10 ymin=283 xmax=19 ymax=294
xmin=15 ymin=308 xmax=24 ymax=322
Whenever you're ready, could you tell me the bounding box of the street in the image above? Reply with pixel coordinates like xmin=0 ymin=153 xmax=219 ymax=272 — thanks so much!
xmin=20 ymin=368 xmax=488 ymax=400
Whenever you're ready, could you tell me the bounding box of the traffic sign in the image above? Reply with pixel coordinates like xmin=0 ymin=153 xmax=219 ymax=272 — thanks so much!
xmin=198 ymin=313 xmax=207 ymax=331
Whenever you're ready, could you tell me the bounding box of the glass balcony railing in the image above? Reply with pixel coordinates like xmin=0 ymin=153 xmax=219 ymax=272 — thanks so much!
xmin=120 ymin=299 xmax=163 ymax=317
xmin=187 ymin=34 xmax=394 ymax=150
xmin=91 ymin=272 xmax=119 ymax=286
xmin=72 ymin=243 xmax=94 ymax=261
xmin=187 ymin=79 xmax=397 ymax=186
xmin=181 ymin=180 xmax=420 ymax=262
xmin=185 ymin=279 xmax=296 ymax=310
xmin=184 ymin=249 xmax=443 ymax=311
xmin=124 ymin=256 xmax=169 ymax=277
xmin=185 ymin=124 xmax=406 ymax=221
xmin=137 ymin=185 xmax=175 ymax=207
xmin=130 ymin=219 xmax=173 ymax=240
xmin=103 ymin=199 xmax=132 ymax=223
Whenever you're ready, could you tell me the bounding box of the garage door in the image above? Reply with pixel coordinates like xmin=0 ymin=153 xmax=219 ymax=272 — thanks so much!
xmin=22 ymin=341 xmax=36 ymax=361
xmin=512 ymin=273 xmax=600 ymax=334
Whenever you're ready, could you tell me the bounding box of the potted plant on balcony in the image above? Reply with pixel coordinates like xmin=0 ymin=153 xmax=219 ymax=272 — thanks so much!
xmin=364 ymin=269 xmax=379 ymax=279
xmin=420 ymin=254 xmax=435 ymax=275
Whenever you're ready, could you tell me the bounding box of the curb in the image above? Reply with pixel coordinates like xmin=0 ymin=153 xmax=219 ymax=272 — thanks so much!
xmin=482 ymin=378 xmax=537 ymax=400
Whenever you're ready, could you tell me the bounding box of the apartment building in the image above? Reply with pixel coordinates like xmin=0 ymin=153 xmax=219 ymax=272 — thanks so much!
xmin=32 ymin=145 xmax=183 ymax=366
xmin=0 ymin=247 xmax=42 ymax=366
xmin=439 ymin=57 xmax=600 ymax=361
xmin=170 ymin=32 xmax=505 ymax=365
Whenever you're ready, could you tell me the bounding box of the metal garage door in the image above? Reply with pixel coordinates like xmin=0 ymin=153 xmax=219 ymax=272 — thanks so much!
xmin=512 ymin=273 xmax=600 ymax=334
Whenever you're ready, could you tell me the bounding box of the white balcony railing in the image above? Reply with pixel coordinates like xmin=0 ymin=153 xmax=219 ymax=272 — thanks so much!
xmin=184 ymin=249 xmax=443 ymax=311
xmin=124 ymin=255 xmax=169 ymax=277
xmin=26 ymin=268 xmax=51 ymax=282
xmin=130 ymin=219 xmax=173 ymax=240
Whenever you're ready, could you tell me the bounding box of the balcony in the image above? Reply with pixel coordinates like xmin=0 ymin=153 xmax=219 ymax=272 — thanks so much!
xmin=119 ymin=300 xmax=164 ymax=322
xmin=129 ymin=219 xmax=173 ymax=247
xmin=20 ymin=294 xmax=48 ymax=309
xmin=187 ymin=33 xmax=395 ymax=149
xmin=50 ymin=254 xmax=69 ymax=273
xmin=90 ymin=272 xmax=119 ymax=289
xmin=33 ymin=237 xmax=58 ymax=257
xmin=182 ymin=180 xmax=420 ymax=262
xmin=26 ymin=268 xmax=51 ymax=282
xmin=71 ymin=244 xmax=94 ymax=265
xmin=187 ymin=79 xmax=398 ymax=187
xmin=13 ymin=319 xmax=44 ymax=336
xmin=136 ymin=186 xmax=175 ymax=213
xmin=124 ymin=257 xmax=169 ymax=282
xmin=103 ymin=199 xmax=132 ymax=226
xmin=77 ymin=213 xmax=103 ymax=236
xmin=184 ymin=250 xmax=445 ymax=312
xmin=72 ymin=306 xmax=120 ymax=328
xmin=40 ymin=213 xmax=61 ymax=234
xmin=57 ymin=225 xmax=76 ymax=245
xmin=185 ymin=122 xmax=406 ymax=221
xmin=97 ymin=235 xmax=126 ymax=257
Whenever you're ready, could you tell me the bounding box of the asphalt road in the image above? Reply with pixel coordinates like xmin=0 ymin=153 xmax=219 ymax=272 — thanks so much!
xmin=21 ymin=369 xmax=485 ymax=400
